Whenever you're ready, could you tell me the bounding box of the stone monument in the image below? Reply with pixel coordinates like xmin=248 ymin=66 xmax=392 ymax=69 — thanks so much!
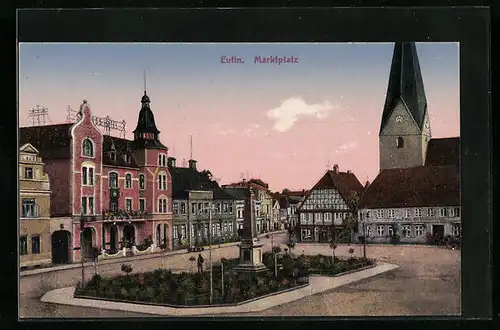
xmin=234 ymin=188 xmax=267 ymax=273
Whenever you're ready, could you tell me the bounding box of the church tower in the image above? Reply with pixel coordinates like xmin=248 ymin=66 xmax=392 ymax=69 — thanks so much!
xmin=379 ymin=42 xmax=431 ymax=171
xmin=133 ymin=91 xmax=168 ymax=151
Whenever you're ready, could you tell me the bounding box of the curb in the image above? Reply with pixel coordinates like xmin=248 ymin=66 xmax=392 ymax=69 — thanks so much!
xmin=21 ymin=231 xmax=287 ymax=277
xmin=40 ymin=262 xmax=400 ymax=316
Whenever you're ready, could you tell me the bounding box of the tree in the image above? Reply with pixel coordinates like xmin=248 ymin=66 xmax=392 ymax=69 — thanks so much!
xmin=286 ymin=228 xmax=297 ymax=254
xmin=342 ymin=213 xmax=358 ymax=244
xmin=329 ymin=240 xmax=337 ymax=263
xmin=90 ymin=246 xmax=101 ymax=276
xmin=201 ymin=170 xmax=213 ymax=181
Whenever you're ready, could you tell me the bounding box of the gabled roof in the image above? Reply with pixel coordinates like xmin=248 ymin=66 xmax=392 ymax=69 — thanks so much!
xmin=102 ymin=136 xmax=139 ymax=168
xmin=358 ymin=165 xmax=460 ymax=209
xmin=223 ymin=187 xmax=251 ymax=200
xmin=170 ymin=167 xmax=220 ymax=199
xmin=301 ymin=170 xmax=364 ymax=210
xmin=380 ymin=42 xmax=428 ymax=133
xmin=425 ymin=137 xmax=460 ymax=167
xmin=19 ymin=124 xmax=73 ymax=159
xmin=277 ymin=195 xmax=290 ymax=209
xmin=247 ymin=178 xmax=269 ymax=189
xmin=20 ymin=143 xmax=39 ymax=154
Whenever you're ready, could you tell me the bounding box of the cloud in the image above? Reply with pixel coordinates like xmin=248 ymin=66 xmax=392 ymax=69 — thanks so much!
xmin=266 ymin=96 xmax=338 ymax=132
xmin=217 ymin=129 xmax=236 ymax=136
xmin=243 ymin=123 xmax=261 ymax=136
xmin=335 ymin=141 xmax=358 ymax=153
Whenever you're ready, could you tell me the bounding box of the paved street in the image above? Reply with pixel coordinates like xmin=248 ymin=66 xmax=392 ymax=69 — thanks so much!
xmin=20 ymin=235 xmax=460 ymax=317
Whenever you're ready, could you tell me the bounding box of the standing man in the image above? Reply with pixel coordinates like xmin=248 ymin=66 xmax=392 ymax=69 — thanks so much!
xmin=197 ymin=253 xmax=204 ymax=273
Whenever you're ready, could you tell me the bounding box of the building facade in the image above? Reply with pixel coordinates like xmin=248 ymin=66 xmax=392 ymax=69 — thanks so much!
xmin=359 ymin=42 xmax=460 ymax=244
xmin=19 ymin=144 xmax=52 ymax=268
xmin=170 ymin=159 xmax=238 ymax=250
xmin=20 ymin=92 xmax=173 ymax=262
xmin=297 ymin=165 xmax=364 ymax=243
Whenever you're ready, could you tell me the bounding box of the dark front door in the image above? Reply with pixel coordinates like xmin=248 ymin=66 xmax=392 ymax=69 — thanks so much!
xmin=81 ymin=228 xmax=93 ymax=258
xmin=432 ymin=225 xmax=445 ymax=242
xmin=110 ymin=225 xmax=118 ymax=252
xmin=51 ymin=230 xmax=70 ymax=264
xmin=123 ymin=224 xmax=135 ymax=246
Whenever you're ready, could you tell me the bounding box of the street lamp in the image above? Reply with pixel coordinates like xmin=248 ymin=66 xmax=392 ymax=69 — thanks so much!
xmin=208 ymin=201 xmax=216 ymax=304
xmin=362 ymin=221 xmax=367 ymax=259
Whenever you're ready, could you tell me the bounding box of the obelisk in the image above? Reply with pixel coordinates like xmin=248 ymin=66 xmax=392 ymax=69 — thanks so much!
xmin=234 ymin=188 xmax=267 ymax=273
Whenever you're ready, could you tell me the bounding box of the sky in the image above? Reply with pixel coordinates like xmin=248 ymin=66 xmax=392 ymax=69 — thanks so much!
xmin=18 ymin=42 xmax=460 ymax=192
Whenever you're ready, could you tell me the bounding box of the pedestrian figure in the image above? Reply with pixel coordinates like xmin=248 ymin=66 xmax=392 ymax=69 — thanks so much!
xmin=197 ymin=253 xmax=204 ymax=273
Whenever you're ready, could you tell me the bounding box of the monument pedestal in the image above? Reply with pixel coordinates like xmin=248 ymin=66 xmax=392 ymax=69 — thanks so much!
xmin=234 ymin=238 xmax=267 ymax=273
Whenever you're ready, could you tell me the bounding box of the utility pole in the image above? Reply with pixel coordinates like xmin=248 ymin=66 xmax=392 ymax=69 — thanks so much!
xmin=221 ymin=262 xmax=224 ymax=297
xmin=209 ymin=202 xmax=213 ymax=305
xmin=363 ymin=222 xmax=367 ymax=259
xmin=79 ymin=212 xmax=85 ymax=289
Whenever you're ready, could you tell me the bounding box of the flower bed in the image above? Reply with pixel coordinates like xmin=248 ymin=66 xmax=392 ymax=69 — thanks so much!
xmin=75 ymin=253 xmax=374 ymax=306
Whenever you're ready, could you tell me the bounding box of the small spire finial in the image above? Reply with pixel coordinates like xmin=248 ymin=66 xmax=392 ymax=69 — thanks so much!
xmin=190 ymin=135 xmax=193 ymax=159
xmin=143 ymin=69 xmax=147 ymax=93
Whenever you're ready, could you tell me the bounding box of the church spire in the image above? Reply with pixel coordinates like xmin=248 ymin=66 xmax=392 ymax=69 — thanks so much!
xmin=379 ymin=42 xmax=428 ymax=134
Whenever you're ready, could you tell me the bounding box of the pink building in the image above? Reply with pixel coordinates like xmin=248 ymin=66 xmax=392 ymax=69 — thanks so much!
xmin=20 ymin=92 xmax=173 ymax=263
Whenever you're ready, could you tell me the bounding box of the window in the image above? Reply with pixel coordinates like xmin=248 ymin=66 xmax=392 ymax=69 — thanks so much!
xmin=191 ymin=224 xmax=195 ymax=237
xmin=216 ymin=203 xmax=221 ymax=213
xmin=20 ymin=236 xmax=28 ymax=255
xmin=180 ymin=202 xmax=186 ymax=214
xmin=31 ymin=236 xmax=40 ymax=254
xmin=21 ymin=199 xmax=38 ymax=218
xmin=229 ymin=203 xmax=233 ymax=214
xmin=414 ymin=208 xmax=422 ymax=217
xmin=238 ymin=209 xmax=243 ymax=219
xmin=427 ymin=208 xmax=435 ymax=217
xmin=24 ymin=167 xmax=34 ymax=179
xmin=82 ymin=139 xmax=94 ymax=157
xmin=81 ymin=196 xmax=94 ymax=214
xmin=324 ymin=212 xmax=332 ymax=222
xmin=439 ymin=208 xmax=448 ymax=217
xmin=204 ymin=224 xmax=209 ymax=236
xmin=402 ymin=225 xmax=411 ymax=238
xmin=110 ymin=151 xmax=116 ymax=161
xmin=125 ymin=174 xmax=132 ymax=188
xmin=308 ymin=213 xmax=314 ymax=223
xmin=198 ymin=203 xmax=203 ymax=214
xmin=388 ymin=209 xmax=395 ymax=218
xmin=223 ymin=203 xmax=228 ymax=213
xmin=157 ymin=174 xmax=167 ymax=190
xmin=314 ymin=212 xmax=322 ymax=223
xmin=180 ymin=225 xmax=186 ymax=238
xmin=124 ymin=154 xmax=131 ymax=164
xmin=453 ymin=224 xmax=461 ymax=237
xmin=365 ymin=211 xmax=371 ymax=219
xmin=415 ymin=225 xmax=424 ymax=237
xmin=376 ymin=209 xmax=384 ymax=218
xmin=139 ymin=199 xmax=145 ymax=212
xmin=223 ymin=222 xmax=228 ymax=232
xmin=173 ymin=226 xmax=178 ymax=239
xmin=404 ymin=209 xmax=410 ymax=218
xmin=109 ymin=172 xmax=118 ymax=188
xmin=228 ymin=222 xmax=233 ymax=233
xmin=173 ymin=203 xmax=179 ymax=215
xmin=82 ymin=166 xmax=94 ymax=186
xmin=301 ymin=229 xmax=312 ymax=239
xmin=366 ymin=226 xmax=372 ymax=237
xmin=158 ymin=199 xmax=167 ymax=213
xmin=216 ymin=224 xmax=221 ymax=235
xmin=158 ymin=154 xmax=167 ymax=167
xmin=204 ymin=202 xmax=209 ymax=214
xmin=452 ymin=207 xmax=460 ymax=217
xmin=139 ymin=174 xmax=145 ymax=190
xmin=211 ymin=223 xmax=216 ymax=236
xmin=377 ymin=225 xmax=385 ymax=236
xmin=396 ymin=136 xmax=404 ymax=148
xmin=125 ymin=198 xmax=132 ymax=212
xmin=388 ymin=226 xmax=394 ymax=237
xmin=110 ymin=200 xmax=118 ymax=212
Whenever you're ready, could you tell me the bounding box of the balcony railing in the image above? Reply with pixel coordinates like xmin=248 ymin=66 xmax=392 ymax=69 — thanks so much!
xmin=101 ymin=210 xmax=152 ymax=221
xmin=75 ymin=215 xmax=101 ymax=223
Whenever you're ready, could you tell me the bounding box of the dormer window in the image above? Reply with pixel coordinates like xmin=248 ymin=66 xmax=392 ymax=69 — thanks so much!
xmin=110 ymin=152 xmax=116 ymax=161
xmin=396 ymin=137 xmax=404 ymax=148
xmin=24 ymin=167 xmax=34 ymax=179
xmin=124 ymin=154 xmax=131 ymax=164
xmin=82 ymin=139 xmax=94 ymax=157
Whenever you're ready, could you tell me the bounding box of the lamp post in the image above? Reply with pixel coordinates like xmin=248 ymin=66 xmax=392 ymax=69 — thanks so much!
xmin=209 ymin=202 xmax=214 ymax=305
xmin=79 ymin=212 xmax=85 ymax=289
xmin=362 ymin=221 xmax=367 ymax=259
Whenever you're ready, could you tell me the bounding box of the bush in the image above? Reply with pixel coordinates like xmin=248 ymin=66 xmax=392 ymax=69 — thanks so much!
xmin=121 ymin=264 xmax=133 ymax=275
xmin=390 ymin=234 xmax=401 ymax=245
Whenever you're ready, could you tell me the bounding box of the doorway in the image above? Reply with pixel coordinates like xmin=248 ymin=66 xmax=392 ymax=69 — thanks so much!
xmin=432 ymin=225 xmax=445 ymax=242
xmin=51 ymin=230 xmax=71 ymax=264
xmin=109 ymin=225 xmax=118 ymax=253
xmin=123 ymin=224 xmax=136 ymax=246
xmin=81 ymin=228 xmax=94 ymax=259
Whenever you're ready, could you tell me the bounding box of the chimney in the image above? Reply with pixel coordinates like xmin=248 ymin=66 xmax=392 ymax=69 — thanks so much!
xmin=188 ymin=159 xmax=197 ymax=170
xmin=167 ymin=157 xmax=176 ymax=168
xmin=333 ymin=164 xmax=339 ymax=173
xmin=346 ymin=170 xmax=352 ymax=174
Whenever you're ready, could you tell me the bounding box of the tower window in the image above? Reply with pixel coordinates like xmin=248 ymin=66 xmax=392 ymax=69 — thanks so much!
xmin=82 ymin=139 xmax=94 ymax=157
xmin=396 ymin=137 xmax=404 ymax=148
